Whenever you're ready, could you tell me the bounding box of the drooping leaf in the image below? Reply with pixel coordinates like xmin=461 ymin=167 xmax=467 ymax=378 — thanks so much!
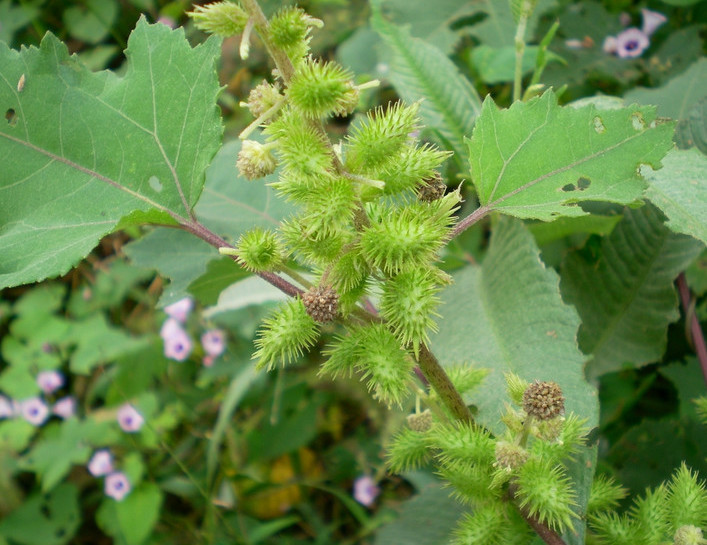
xmin=643 ymin=148 xmax=707 ymax=244
xmin=123 ymin=139 xmax=292 ymax=306
xmin=468 ymin=90 xmax=674 ymax=221
xmin=560 ymin=205 xmax=704 ymax=379
xmin=0 ymin=18 xmax=223 ymax=289
xmin=370 ymin=2 xmax=482 ymax=165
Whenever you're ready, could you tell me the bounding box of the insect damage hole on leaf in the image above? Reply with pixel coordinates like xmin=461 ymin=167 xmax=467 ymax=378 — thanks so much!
xmin=5 ymin=108 xmax=17 ymax=126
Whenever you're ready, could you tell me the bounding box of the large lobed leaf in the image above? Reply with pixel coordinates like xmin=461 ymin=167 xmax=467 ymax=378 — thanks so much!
xmin=0 ymin=18 xmax=223 ymax=289
xmin=468 ymin=91 xmax=675 ymax=221
xmin=561 ymin=205 xmax=704 ymax=379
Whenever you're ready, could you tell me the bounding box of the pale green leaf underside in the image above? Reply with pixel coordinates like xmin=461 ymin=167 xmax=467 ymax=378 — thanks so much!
xmin=623 ymin=57 xmax=707 ymax=120
xmin=431 ymin=218 xmax=598 ymax=432
xmin=124 ymin=140 xmax=293 ymax=307
xmin=0 ymin=18 xmax=223 ymax=289
xmin=370 ymin=3 xmax=482 ymax=164
xmin=643 ymin=148 xmax=707 ymax=245
xmin=561 ymin=205 xmax=704 ymax=379
xmin=468 ymin=91 xmax=675 ymax=221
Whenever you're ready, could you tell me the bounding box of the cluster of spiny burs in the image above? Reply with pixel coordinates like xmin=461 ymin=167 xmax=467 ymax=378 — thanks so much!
xmin=191 ymin=1 xmax=461 ymax=405
xmin=189 ymin=4 xmax=707 ymax=545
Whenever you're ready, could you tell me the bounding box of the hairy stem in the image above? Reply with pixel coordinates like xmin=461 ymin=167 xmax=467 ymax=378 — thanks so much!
xmin=513 ymin=1 xmax=531 ymax=103
xmin=509 ymin=483 xmax=568 ymax=545
xmin=240 ymin=0 xmax=295 ymax=83
xmin=416 ymin=344 xmax=474 ymax=424
xmin=180 ymin=220 xmax=302 ymax=298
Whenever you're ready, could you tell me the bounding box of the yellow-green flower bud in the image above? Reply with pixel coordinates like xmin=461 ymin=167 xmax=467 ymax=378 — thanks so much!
xmin=245 ymin=80 xmax=283 ymax=119
xmin=407 ymin=409 xmax=433 ymax=432
xmin=674 ymin=525 xmax=705 ymax=545
xmin=495 ymin=440 xmax=529 ymax=470
xmin=188 ymin=1 xmax=248 ymax=37
xmin=237 ymin=140 xmax=277 ymax=180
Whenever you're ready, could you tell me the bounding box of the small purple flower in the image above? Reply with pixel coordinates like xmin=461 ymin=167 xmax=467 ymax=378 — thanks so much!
xmin=615 ymin=27 xmax=650 ymax=58
xmin=53 ymin=396 xmax=76 ymax=419
xmin=88 ymin=449 xmax=114 ymax=477
xmin=161 ymin=318 xmax=193 ymax=362
xmin=201 ymin=329 xmax=226 ymax=357
xmin=164 ymin=297 xmax=193 ymax=323
xmin=0 ymin=395 xmax=13 ymax=419
xmin=20 ymin=397 xmax=50 ymax=426
xmin=105 ymin=472 xmax=131 ymax=501
xmin=117 ymin=403 xmax=144 ymax=433
xmin=36 ymin=370 xmax=64 ymax=394
xmin=353 ymin=475 xmax=380 ymax=507
xmin=641 ymin=9 xmax=667 ymax=37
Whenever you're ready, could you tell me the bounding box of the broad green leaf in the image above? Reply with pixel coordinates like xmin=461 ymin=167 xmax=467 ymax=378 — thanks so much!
xmin=528 ymin=214 xmax=622 ymax=246
xmin=0 ymin=484 xmax=80 ymax=545
xmin=204 ymin=275 xmax=288 ymax=317
xmin=660 ymin=358 xmax=706 ymax=421
xmin=116 ymin=483 xmax=163 ymax=545
xmin=468 ymin=91 xmax=674 ymax=221
xmin=0 ymin=18 xmax=222 ymax=289
xmin=124 ymin=139 xmax=292 ymax=306
xmin=187 ymin=257 xmax=249 ymax=306
xmin=560 ymin=205 xmax=704 ymax=379
xmin=370 ymin=3 xmax=482 ymax=164
xmin=623 ymin=58 xmax=707 ymax=120
xmin=430 ymin=218 xmax=596 ymax=544
xmin=643 ymin=148 xmax=707 ymax=244
xmin=431 ymin=218 xmax=597 ymax=430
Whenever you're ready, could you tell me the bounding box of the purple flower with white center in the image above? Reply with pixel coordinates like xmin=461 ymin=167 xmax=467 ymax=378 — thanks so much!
xmin=88 ymin=449 xmax=114 ymax=477
xmin=36 ymin=370 xmax=64 ymax=394
xmin=105 ymin=472 xmax=131 ymax=501
xmin=353 ymin=475 xmax=380 ymax=507
xmin=615 ymin=27 xmax=650 ymax=58
xmin=641 ymin=9 xmax=667 ymax=37
xmin=117 ymin=403 xmax=144 ymax=432
xmin=20 ymin=397 xmax=50 ymax=426
xmin=164 ymin=297 xmax=193 ymax=323
xmin=161 ymin=318 xmax=193 ymax=362
xmin=201 ymin=329 xmax=226 ymax=357
xmin=0 ymin=395 xmax=13 ymax=418
xmin=53 ymin=396 xmax=76 ymax=419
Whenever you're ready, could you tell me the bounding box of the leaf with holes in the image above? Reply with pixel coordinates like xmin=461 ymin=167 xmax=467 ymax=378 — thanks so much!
xmin=0 ymin=17 xmax=222 ymax=289
xmin=468 ymin=90 xmax=675 ymax=221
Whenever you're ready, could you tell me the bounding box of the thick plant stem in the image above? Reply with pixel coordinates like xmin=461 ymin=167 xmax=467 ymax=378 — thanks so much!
xmin=240 ymin=0 xmax=295 ymax=83
xmin=416 ymin=344 xmax=474 ymax=424
xmin=509 ymin=484 xmax=568 ymax=545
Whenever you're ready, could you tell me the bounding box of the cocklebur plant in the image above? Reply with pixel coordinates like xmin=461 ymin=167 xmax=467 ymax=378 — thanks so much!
xmin=1 ymin=0 xmax=706 ymax=544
